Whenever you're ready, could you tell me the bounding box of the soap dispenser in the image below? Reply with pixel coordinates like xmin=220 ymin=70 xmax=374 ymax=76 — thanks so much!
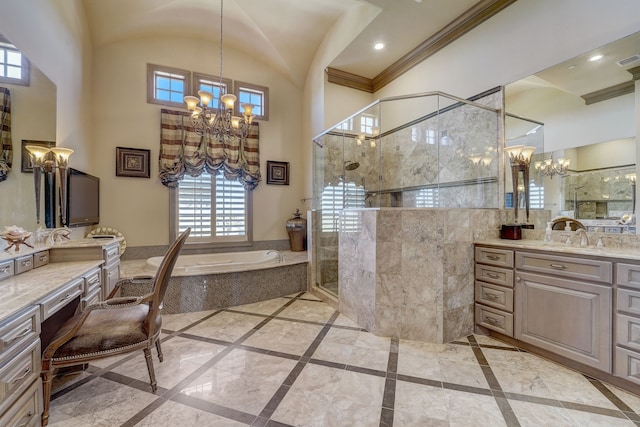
xmin=544 ymin=222 xmax=553 ymax=243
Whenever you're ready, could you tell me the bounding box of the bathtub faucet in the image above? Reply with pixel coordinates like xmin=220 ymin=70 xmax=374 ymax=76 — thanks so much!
xmin=267 ymin=250 xmax=284 ymax=263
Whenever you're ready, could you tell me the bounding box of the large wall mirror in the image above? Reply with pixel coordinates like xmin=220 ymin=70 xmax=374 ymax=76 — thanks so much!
xmin=506 ymin=31 xmax=638 ymax=234
xmin=0 ymin=34 xmax=56 ymax=231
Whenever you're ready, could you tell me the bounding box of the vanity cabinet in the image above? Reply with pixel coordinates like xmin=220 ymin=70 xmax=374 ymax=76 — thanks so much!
xmin=474 ymin=247 xmax=515 ymax=336
xmin=614 ymin=263 xmax=640 ymax=385
xmin=0 ymin=306 xmax=41 ymax=425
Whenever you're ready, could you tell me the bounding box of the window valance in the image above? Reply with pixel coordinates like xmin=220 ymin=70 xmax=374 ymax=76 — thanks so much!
xmin=0 ymin=87 xmax=12 ymax=183
xmin=159 ymin=108 xmax=261 ymax=190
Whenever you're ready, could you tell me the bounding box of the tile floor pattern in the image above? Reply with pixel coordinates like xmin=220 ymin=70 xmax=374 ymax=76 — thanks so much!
xmin=48 ymin=292 xmax=640 ymax=426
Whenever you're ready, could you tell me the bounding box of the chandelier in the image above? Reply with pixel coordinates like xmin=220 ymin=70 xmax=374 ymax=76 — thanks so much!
xmin=534 ymin=156 xmax=570 ymax=178
xmin=183 ymin=0 xmax=254 ymax=138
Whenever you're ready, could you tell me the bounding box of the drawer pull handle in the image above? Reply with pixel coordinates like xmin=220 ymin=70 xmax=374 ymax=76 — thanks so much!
xmin=88 ymin=277 xmax=100 ymax=285
xmin=486 ymin=272 xmax=500 ymax=279
xmin=21 ymin=260 xmax=32 ymax=267
xmin=484 ymin=293 xmax=499 ymax=301
xmin=16 ymin=410 xmax=33 ymax=427
xmin=3 ymin=327 xmax=32 ymax=346
xmin=1 ymin=265 xmax=10 ymax=273
xmin=486 ymin=255 xmax=499 ymax=260
xmin=59 ymin=293 xmax=72 ymax=302
xmin=549 ymin=264 xmax=567 ymax=270
xmin=12 ymin=367 xmax=32 ymax=383
xmin=39 ymin=255 xmax=48 ymax=262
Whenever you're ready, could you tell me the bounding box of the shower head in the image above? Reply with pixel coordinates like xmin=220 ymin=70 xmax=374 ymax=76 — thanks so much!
xmin=344 ymin=161 xmax=360 ymax=171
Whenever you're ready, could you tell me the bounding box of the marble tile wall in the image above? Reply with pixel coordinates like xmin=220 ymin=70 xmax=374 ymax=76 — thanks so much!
xmin=338 ymin=207 xmax=512 ymax=344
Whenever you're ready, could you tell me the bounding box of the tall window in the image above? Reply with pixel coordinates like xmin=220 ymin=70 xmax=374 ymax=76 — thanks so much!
xmin=174 ymin=172 xmax=251 ymax=244
xmin=235 ymin=81 xmax=269 ymax=120
xmin=0 ymin=37 xmax=29 ymax=86
xmin=147 ymin=64 xmax=190 ymax=108
xmin=193 ymin=72 xmax=232 ymax=109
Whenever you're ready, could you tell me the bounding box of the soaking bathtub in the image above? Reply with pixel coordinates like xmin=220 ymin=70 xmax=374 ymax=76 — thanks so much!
xmin=145 ymin=250 xmax=283 ymax=275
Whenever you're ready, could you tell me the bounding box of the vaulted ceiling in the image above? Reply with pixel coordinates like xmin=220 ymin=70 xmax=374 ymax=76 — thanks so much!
xmin=81 ymin=0 xmax=515 ymax=90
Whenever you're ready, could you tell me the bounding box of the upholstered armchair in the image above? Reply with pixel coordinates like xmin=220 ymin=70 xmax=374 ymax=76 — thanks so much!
xmin=40 ymin=228 xmax=190 ymax=426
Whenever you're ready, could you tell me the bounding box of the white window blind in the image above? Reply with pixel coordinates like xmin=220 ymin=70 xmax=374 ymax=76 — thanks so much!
xmin=320 ymin=182 xmax=365 ymax=232
xmin=529 ymin=182 xmax=544 ymax=209
xmin=177 ymin=172 xmax=247 ymax=241
xmin=415 ymin=188 xmax=439 ymax=207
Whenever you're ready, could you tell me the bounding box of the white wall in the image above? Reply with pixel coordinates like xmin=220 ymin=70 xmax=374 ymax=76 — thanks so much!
xmin=92 ymin=37 xmax=305 ymax=246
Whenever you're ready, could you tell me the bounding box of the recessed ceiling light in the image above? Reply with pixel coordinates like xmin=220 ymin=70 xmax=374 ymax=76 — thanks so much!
xmin=588 ymin=54 xmax=603 ymax=62
xmin=374 ymin=42 xmax=384 ymax=50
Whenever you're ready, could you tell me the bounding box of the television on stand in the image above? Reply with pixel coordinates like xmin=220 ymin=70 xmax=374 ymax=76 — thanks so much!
xmin=66 ymin=168 xmax=100 ymax=227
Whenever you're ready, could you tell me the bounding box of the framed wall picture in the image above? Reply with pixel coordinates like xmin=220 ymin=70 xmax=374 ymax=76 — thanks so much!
xmin=266 ymin=161 xmax=289 ymax=185
xmin=21 ymin=140 xmax=55 ymax=173
xmin=116 ymin=147 xmax=151 ymax=178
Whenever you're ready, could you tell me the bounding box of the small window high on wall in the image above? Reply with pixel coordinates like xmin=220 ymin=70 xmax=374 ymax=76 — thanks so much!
xmin=0 ymin=34 xmax=30 ymax=86
xmin=147 ymin=64 xmax=191 ymax=108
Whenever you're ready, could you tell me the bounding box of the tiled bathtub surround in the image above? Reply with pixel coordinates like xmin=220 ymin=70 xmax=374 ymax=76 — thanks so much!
xmin=48 ymin=293 xmax=640 ymax=426
xmin=338 ymin=208 xmax=518 ymax=343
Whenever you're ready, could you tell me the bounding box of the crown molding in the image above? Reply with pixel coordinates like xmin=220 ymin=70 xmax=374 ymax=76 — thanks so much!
xmin=581 ymin=67 xmax=639 ymax=105
xmin=326 ymin=0 xmax=517 ymax=93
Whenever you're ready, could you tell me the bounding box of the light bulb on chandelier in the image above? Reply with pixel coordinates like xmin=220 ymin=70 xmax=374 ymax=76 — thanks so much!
xmin=183 ymin=0 xmax=254 ymax=139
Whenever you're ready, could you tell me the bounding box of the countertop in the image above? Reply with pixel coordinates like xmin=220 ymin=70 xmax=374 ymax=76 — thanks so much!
xmin=0 ymin=260 xmax=104 ymax=322
xmin=0 ymin=237 xmax=120 ymax=263
xmin=476 ymin=239 xmax=640 ymax=262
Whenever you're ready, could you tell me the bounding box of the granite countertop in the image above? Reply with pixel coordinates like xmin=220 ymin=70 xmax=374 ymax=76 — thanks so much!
xmin=121 ymin=250 xmax=309 ymax=278
xmin=0 ymin=260 xmax=104 ymax=322
xmin=0 ymin=237 xmax=121 ymax=263
xmin=476 ymin=239 xmax=640 ymax=262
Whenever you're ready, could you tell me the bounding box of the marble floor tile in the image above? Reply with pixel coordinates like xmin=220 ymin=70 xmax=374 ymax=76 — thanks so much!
xmin=241 ymin=318 xmax=324 ymax=355
xmin=47 ymin=293 xmax=640 ymax=427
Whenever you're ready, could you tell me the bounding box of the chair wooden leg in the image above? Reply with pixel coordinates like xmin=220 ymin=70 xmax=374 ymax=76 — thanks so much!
xmin=41 ymin=368 xmax=53 ymax=426
xmin=155 ymin=338 xmax=163 ymax=362
xmin=144 ymin=348 xmax=158 ymax=392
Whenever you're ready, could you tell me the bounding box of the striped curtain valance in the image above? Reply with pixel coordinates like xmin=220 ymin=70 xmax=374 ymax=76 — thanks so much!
xmin=159 ymin=108 xmax=261 ymax=190
xmin=0 ymin=87 xmax=12 ymax=183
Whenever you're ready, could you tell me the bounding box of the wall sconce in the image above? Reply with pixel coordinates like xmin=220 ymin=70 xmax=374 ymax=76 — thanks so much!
xmin=534 ymin=155 xmax=570 ymax=178
xmin=25 ymin=145 xmax=74 ymax=226
xmin=470 ymin=154 xmax=493 ymax=167
xmin=505 ymin=145 xmax=536 ymax=224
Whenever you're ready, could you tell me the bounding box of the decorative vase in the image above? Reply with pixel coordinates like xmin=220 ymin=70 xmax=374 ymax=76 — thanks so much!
xmin=286 ymin=209 xmax=307 ymax=252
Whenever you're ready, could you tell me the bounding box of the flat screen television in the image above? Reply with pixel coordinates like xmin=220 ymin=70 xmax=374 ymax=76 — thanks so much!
xmin=66 ymin=168 xmax=100 ymax=227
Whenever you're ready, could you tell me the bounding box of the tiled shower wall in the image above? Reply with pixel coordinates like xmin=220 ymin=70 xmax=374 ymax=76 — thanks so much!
xmin=337 ymin=208 xmax=551 ymax=343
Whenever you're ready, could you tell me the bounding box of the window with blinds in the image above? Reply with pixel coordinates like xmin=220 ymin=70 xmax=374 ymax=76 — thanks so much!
xmin=177 ymin=172 xmax=249 ymax=243
xmin=320 ymin=182 xmax=365 ymax=232
xmin=529 ymin=182 xmax=544 ymax=209
xmin=415 ymin=188 xmax=439 ymax=207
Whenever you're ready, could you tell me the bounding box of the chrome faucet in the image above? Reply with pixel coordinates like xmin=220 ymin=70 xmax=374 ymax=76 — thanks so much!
xmin=266 ymin=250 xmax=284 ymax=263
xmin=575 ymin=228 xmax=589 ymax=247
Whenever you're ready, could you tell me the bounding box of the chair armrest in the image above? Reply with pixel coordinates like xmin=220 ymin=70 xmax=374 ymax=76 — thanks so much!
xmin=106 ymin=275 xmax=155 ymax=299
xmin=84 ymin=295 xmax=145 ymax=311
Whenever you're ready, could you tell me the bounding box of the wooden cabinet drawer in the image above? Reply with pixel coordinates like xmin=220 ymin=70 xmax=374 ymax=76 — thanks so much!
xmin=617 ymin=263 xmax=640 ymax=290
xmin=617 ymin=288 xmax=640 ymax=317
xmin=615 ymin=346 xmax=640 ymax=386
xmin=33 ymin=251 xmax=49 ymax=268
xmin=39 ymin=278 xmax=83 ymax=321
xmin=103 ymin=261 xmax=120 ymax=300
xmin=475 ymin=264 xmax=513 ymax=287
xmin=13 ymin=256 xmax=33 ymax=275
xmin=0 ymin=307 xmax=40 ymax=357
xmin=475 ymin=281 xmax=513 ymax=312
xmin=0 ymin=379 xmax=41 ymax=427
xmin=0 ymin=339 xmax=40 ymax=412
xmin=0 ymin=260 xmax=14 ymax=281
xmin=81 ymin=287 xmax=101 ymax=311
xmin=515 ymin=251 xmax=612 ymax=284
xmin=103 ymin=243 xmax=120 ymax=264
xmin=83 ymin=268 xmax=102 ymax=295
xmin=616 ymin=313 xmax=640 ymax=352
xmin=475 ymin=247 xmax=514 ymax=268
xmin=475 ymin=304 xmax=513 ymax=336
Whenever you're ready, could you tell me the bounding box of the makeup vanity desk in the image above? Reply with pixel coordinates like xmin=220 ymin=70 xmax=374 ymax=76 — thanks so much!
xmin=0 ymin=238 xmax=121 ymax=426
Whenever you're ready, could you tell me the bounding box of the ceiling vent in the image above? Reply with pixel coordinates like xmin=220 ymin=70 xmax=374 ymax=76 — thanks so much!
xmin=616 ymin=54 xmax=640 ymax=68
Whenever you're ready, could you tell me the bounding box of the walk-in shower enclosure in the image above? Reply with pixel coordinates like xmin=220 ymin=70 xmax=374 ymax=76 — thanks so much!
xmin=311 ymin=92 xmax=502 ymax=297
